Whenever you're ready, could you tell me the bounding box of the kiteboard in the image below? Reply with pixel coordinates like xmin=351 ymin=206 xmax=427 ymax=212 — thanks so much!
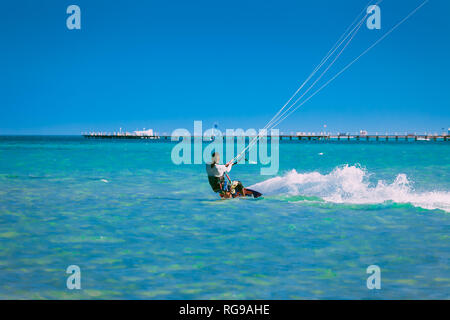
xmin=219 ymin=187 xmax=262 ymax=199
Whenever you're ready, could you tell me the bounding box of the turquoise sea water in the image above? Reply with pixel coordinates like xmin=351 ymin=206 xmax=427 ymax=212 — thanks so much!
xmin=0 ymin=136 xmax=449 ymax=299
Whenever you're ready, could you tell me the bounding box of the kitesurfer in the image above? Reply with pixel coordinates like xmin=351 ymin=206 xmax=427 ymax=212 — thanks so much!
xmin=206 ymin=152 xmax=262 ymax=199
xmin=206 ymin=152 xmax=234 ymax=197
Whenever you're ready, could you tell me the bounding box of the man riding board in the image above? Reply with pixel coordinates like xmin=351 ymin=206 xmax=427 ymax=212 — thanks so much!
xmin=206 ymin=152 xmax=246 ymax=198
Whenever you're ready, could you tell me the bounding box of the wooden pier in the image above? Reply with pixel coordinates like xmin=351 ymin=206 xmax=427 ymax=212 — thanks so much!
xmin=83 ymin=133 xmax=449 ymax=142
xmin=83 ymin=133 xmax=160 ymax=140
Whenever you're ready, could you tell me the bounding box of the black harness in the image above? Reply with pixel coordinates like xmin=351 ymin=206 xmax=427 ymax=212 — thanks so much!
xmin=208 ymin=175 xmax=225 ymax=193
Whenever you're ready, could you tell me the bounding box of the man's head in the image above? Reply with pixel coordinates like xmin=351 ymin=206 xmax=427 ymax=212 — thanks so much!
xmin=211 ymin=152 xmax=220 ymax=164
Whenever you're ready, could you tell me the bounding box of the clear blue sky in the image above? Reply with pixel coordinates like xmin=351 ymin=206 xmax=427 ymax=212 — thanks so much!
xmin=1 ymin=0 xmax=449 ymax=135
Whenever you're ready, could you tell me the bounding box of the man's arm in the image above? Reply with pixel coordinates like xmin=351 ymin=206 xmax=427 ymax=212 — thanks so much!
xmin=224 ymin=161 xmax=237 ymax=172
xmin=225 ymin=160 xmax=237 ymax=167
xmin=216 ymin=163 xmax=233 ymax=175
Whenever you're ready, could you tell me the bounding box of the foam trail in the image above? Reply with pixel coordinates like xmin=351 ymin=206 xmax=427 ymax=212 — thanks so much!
xmin=250 ymin=165 xmax=450 ymax=212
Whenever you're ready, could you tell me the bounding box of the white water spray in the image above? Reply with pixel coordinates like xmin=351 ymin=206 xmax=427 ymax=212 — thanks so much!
xmin=250 ymin=165 xmax=450 ymax=212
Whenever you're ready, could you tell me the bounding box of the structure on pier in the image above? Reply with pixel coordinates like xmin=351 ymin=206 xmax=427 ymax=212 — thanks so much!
xmin=83 ymin=132 xmax=449 ymax=142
